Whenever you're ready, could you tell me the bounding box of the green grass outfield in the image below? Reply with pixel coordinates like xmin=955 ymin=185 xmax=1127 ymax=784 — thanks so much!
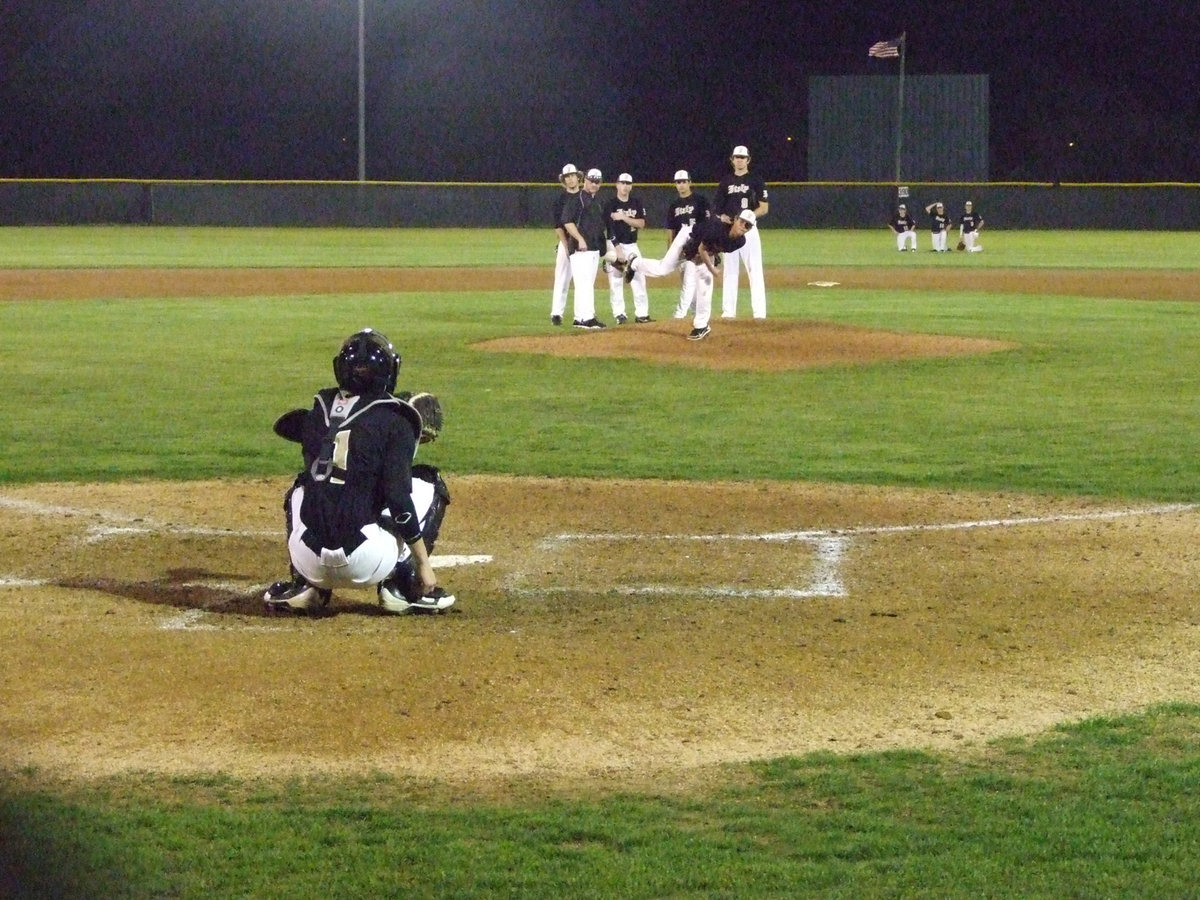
xmin=2 ymin=224 xmax=1200 ymax=269
xmin=2 ymin=227 xmax=1200 ymax=897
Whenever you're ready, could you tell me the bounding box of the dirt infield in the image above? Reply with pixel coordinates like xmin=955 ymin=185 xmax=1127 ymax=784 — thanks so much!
xmin=3 ymin=264 xmax=1198 ymax=792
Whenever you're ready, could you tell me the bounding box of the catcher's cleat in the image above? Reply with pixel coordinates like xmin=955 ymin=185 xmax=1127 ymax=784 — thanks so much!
xmin=551 ymin=314 xmax=562 ymax=326
xmin=687 ymin=326 xmax=711 ymax=341
xmin=409 ymin=587 xmax=457 ymax=614
xmin=379 ymin=583 xmax=456 ymax=615
xmin=263 ymin=575 xmax=331 ymax=613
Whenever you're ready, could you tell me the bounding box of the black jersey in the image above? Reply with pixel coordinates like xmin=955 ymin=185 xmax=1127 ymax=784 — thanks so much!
xmin=929 ymin=212 xmax=951 ymax=233
xmin=552 ymin=189 xmax=578 ymax=229
xmin=892 ymin=212 xmax=916 ymax=233
xmin=568 ymin=189 xmax=607 ymax=252
xmin=667 ymin=193 xmax=710 ymax=238
xmin=713 ymin=172 xmax=768 ymax=219
xmin=960 ymin=212 xmax=982 ymax=233
xmin=298 ymin=388 xmax=420 ymax=553
xmin=603 ymin=194 xmax=647 ymax=245
xmin=682 ymin=217 xmax=747 ymax=261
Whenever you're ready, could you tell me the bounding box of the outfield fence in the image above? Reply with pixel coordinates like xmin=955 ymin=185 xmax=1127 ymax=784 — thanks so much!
xmin=1 ymin=179 xmax=1197 ymax=230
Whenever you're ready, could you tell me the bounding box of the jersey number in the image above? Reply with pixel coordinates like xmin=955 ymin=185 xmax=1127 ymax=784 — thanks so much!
xmin=311 ymin=430 xmax=351 ymax=485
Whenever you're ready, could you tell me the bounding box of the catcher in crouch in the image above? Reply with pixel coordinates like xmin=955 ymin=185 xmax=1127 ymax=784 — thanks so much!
xmin=615 ymin=209 xmax=756 ymax=341
xmin=263 ymin=328 xmax=454 ymax=616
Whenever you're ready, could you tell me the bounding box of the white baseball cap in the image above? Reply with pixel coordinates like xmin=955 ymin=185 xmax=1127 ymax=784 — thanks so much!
xmin=560 ymin=163 xmax=579 ymax=177
xmin=585 ymin=168 xmax=602 ymax=182
xmin=731 ymin=145 xmax=750 ymax=157
xmin=673 ymin=169 xmax=690 ymax=181
xmin=617 ymin=173 xmax=633 ymax=183
xmin=737 ymin=209 xmax=756 ymax=226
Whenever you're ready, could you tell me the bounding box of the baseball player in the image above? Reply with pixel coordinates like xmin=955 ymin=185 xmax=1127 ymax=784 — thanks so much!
xmin=620 ymin=209 xmax=757 ymax=341
xmin=891 ymin=203 xmax=917 ymax=251
xmin=561 ymin=168 xmax=609 ymax=329
xmin=550 ymin=164 xmax=583 ymax=326
xmin=262 ymin=329 xmax=455 ymax=615
xmin=667 ymin=169 xmax=711 ymax=318
xmin=713 ymin=145 xmax=769 ymax=318
xmin=959 ymin=200 xmax=985 ymax=252
xmin=603 ymin=173 xmax=652 ymax=323
xmin=924 ymin=201 xmax=952 ymax=252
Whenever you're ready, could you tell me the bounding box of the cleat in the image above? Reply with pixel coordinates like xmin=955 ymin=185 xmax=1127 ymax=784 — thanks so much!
xmin=379 ymin=583 xmax=456 ymax=615
xmin=616 ymin=314 xmax=628 ymax=325
xmin=572 ymin=318 xmax=607 ymax=330
xmin=264 ymin=575 xmax=330 ymax=613
xmin=551 ymin=314 xmax=562 ymax=326
xmin=687 ymin=326 xmax=711 ymax=341
xmin=408 ymin=587 xmax=456 ymax=614
xmin=635 ymin=315 xmax=653 ymax=323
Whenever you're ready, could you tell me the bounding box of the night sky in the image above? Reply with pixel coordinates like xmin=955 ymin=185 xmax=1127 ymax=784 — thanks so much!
xmin=2 ymin=1 xmax=1197 ymax=184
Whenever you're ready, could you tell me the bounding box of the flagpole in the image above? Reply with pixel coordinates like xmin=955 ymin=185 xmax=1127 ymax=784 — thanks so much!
xmin=894 ymin=32 xmax=906 ymax=184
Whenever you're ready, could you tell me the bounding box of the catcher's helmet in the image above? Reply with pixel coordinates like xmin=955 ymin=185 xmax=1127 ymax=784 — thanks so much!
xmin=333 ymin=328 xmax=400 ymax=395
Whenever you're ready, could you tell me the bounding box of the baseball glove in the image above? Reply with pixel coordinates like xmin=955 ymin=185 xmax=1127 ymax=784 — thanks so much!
xmin=956 ymin=240 xmax=966 ymax=251
xmin=273 ymin=408 xmax=308 ymax=443
xmin=408 ymin=392 xmax=444 ymax=444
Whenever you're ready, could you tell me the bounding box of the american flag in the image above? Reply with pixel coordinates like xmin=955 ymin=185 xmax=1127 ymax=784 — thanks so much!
xmin=869 ymin=38 xmax=902 ymax=58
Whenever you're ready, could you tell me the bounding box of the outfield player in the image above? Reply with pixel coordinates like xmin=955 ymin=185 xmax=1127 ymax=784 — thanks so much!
xmin=714 ymin=145 xmax=768 ymax=318
xmin=891 ymin=203 xmax=917 ymax=251
xmin=621 ymin=209 xmax=756 ymax=340
xmin=959 ymin=200 xmax=985 ymax=252
xmin=263 ymin=329 xmax=455 ymax=615
xmin=550 ymin=163 xmax=582 ymax=325
xmin=667 ymin=169 xmax=711 ymax=318
xmin=561 ymin=168 xmax=609 ymax=329
xmin=924 ymin=201 xmax=953 ymax=252
xmin=604 ymin=173 xmax=652 ymax=323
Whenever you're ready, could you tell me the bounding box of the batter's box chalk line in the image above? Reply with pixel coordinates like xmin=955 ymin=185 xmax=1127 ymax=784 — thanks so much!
xmin=518 ymin=502 xmax=1198 ymax=601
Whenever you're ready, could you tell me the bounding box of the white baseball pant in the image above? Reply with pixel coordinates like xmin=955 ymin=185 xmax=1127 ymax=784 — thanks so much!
xmin=721 ymin=224 xmax=766 ymax=318
xmin=608 ymin=241 xmax=649 ymax=319
xmin=932 ymin=230 xmax=949 ymax=252
xmin=896 ymin=230 xmax=917 ymax=251
xmin=568 ymin=249 xmax=600 ymax=322
xmin=551 ymin=241 xmax=572 ymax=318
xmin=631 ymin=224 xmax=691 ymax=278
xmin=287 ymin=480 xmax=437 ymax=591
xmin=674 ymin=260 xmax=700 ymax=318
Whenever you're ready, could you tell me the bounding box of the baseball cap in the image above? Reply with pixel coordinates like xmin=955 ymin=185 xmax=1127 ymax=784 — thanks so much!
xmin=673 ymin=169 xmax=690 ymax=181
xmin=898 ymin=203 xmax=907 ymax=209
xmin=585 ymin=168 xmax=602 ymax=182
xmin=731 ymin=145 xmax=750 ymax=157
xmin=560 ymin=163 xmax=579 ymax=177
xmin=617 ymin=173 xmax=633 ymax=183
xmin=737 ymin=209 xmax=756 ymax=226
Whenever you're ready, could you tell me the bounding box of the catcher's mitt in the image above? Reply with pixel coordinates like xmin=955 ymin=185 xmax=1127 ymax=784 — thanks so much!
xmin=408 ymin=392 xmax=444 ymax=444
xmin=273 ymin=408 xmax=308 ymax=443
xmin=956 ymin=240 xmax=966 ymax=251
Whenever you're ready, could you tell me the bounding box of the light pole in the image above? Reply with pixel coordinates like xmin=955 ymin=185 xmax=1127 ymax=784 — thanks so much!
xmin=357 ymin=0 xmax=366 ymax=181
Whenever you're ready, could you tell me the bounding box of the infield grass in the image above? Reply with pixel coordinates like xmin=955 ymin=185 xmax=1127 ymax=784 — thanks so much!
xmin=2 ymin=227 xmax=1200 ymax=897
xmin=1 ymin=229 xmax=1197 ymax=497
